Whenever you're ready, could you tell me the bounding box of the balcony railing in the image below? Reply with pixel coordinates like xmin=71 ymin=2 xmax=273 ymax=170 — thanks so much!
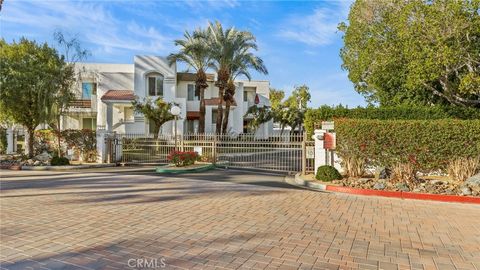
xmin=69 ymin=99 xmax=92 ymax=109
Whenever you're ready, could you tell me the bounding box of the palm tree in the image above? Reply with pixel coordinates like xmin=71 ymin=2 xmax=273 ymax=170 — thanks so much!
xmin=168 ymin=29 xmax=212 ymax=134
xmin=222 ymin=51 xmax=268 ymax=134
xmin=205 ymin=21 xmax=267 ymax=134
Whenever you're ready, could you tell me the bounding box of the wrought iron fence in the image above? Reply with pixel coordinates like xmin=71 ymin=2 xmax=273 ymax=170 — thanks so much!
xmin=111 ymin=132 xmax=315 ymax=173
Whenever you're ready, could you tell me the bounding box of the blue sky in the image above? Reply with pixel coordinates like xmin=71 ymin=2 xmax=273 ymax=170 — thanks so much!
xmin=1 ymin=0 xmax=366 ymax=107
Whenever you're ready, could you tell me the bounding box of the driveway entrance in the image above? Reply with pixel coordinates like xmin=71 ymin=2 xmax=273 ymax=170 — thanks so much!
xmin=1 ymin=168 xmax=479 ymax=269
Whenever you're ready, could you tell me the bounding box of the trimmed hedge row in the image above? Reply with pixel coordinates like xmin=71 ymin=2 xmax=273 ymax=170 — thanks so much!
xmin=305 ymin=105 xmax=480 ymax=136
xmin=335 ymin=119 xmax=480 ymax=172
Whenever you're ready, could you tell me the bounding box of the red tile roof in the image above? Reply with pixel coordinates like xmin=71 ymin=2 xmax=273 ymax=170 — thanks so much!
xmin=204 ymin=98 xmax=237 ymax=106
xmin=101 ymin=90 xmax=135 ymax=101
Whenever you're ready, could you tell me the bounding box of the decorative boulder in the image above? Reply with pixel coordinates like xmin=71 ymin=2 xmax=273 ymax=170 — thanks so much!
xmin=373 ymin=182 xmax=386 ymax=190
xmin=375 ymin=167 xmax=391 ymax=180
xmin=34 ymin=152 xmax=52 ymax=162
xmin=395 ymin=183 xmax=410 ymax=192
xmin=465 ymin=173 xmax=480 ymax=193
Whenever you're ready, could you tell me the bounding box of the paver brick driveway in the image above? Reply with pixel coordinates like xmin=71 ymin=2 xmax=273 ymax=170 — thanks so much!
xmin=1 ymin=168 xmax=479 ymax=270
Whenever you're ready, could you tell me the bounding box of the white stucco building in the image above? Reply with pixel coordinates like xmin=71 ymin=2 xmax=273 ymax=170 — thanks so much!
xmin=63 ymin=55 xmax=272 ymax=137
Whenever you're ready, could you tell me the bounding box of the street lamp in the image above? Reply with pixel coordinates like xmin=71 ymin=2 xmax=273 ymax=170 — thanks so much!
xmin=170 ymin=105 xmax=181 ymax=151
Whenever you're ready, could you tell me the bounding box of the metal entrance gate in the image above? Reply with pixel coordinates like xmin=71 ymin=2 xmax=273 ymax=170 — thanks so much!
xmin=112 ymin=133 xmax=315 ymax=173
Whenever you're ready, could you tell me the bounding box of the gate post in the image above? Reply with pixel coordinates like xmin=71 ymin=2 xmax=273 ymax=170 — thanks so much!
xmin=313 ymin=128 xmax=343 ymax=174
xmin=96 ymin=129 xmax=107 ymax=163
xmin=6 ymin=128 xmax=16 ymax=154
xmin=301 ymin=132 xmax=307 ymax=175
xmin=212 ymin=135 xmax=217 ymax=165
xmin=180 ymin=134 xmax=185 ymax=152
xmin=313 ymin=129 xmax=327 ymax=175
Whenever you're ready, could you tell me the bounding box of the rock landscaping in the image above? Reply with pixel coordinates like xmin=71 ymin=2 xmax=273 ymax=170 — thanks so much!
xmin=330 ymin=173 xmax=480 ymax=197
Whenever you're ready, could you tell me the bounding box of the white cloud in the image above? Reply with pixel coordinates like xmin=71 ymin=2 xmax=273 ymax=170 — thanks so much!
xmin=1 ymin=0 xmax=173 ymax=60
xmin=182 ymin=0 xmax=239 ymax=9
xmin=278 ymin=1 xmax=352 ymax=46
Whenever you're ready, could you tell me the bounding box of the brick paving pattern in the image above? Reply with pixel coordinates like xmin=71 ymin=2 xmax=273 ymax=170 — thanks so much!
xmin=1 ymin=169 xmax=479 ymax=270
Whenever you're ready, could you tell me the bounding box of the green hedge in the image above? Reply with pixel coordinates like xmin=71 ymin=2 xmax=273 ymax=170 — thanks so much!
xmin=305 ymin=105 xmax=480 ymax=136
xmin=335 ymin=119 xmax=480 ymax=171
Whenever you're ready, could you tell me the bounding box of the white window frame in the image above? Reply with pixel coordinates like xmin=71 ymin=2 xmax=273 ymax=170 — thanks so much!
xmin=81 ymin=117 xmax=97 ymax=130
xmin=146 ymin=72 xmax=164 ymax=97
xmin=187 ymin=84 xmax=199 ymax=101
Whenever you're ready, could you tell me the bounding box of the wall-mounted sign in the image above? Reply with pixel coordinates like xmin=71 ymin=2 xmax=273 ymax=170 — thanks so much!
xmin=324 ymin=132 xmax=336 ymax=150
xmin=321 ymin=121 xmax=334 ymax=130
xmin=306 ymin=146 xmax=315 ymax=159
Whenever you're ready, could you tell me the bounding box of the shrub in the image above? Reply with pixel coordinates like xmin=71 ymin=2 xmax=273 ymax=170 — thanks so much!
xmin=447 ymin=157 xmax=479 ymax=182
xmin=34 ymin=129 xmax=57 ymax=155
xmin=335 ymin=119 xmax=480 ymax=175
xmin=51 ymin=156 xmax=70 ymax=166
xmin=316 ymin=165 xmax=342 ymax=181
xmin=391 ymin=163 xmax=418 ymax=188
xmin=62 ymin=129 xmax=97 ymax=162
xmin=305 ymin=105 xmax=480 ymax=136
xmin=167 ymin=151 xmax=200 ymax=167
xmin=342 ymin=155 xmax=365 ymax=177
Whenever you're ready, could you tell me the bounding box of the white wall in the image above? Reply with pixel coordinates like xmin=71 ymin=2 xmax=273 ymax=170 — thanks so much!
xmin=239 ymin=80 xmax=270 ymax=98
xmin=134 ymin=56 xmax=176 ymax=100
xmin=63 ymin=115 xmax=81 ymax=129
xmin=71 ymin=59 xmax=272 ymax=136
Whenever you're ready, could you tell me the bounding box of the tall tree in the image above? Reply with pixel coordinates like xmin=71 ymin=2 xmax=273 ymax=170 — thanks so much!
xmin=50 ymin=31 xmax=89 ymax=157
xmin=244 ymin=105 xmax=273 ymax=131
xmin=168 ymin=29 xmax=212 ymax=134
xmin=276 ymin=85 xmax=311 ymax=133
xmin=204 ymin=21 xmax=267 ymax=134
xmin=221 ymin=48 xmax=268 ymax=133
xmin=269 ymin=88 xmax=285 ymax=112
xmin=340 ymin=0 xmax=480 ymax=107
xmin=0 ymin=38 xmax=69 ymax=157
xmin=132 ymin=98 xmax=174 ymax=139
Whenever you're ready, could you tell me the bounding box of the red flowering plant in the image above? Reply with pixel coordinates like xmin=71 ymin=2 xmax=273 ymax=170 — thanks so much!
xmin=167 ymin=150 xmax=200 ymax=167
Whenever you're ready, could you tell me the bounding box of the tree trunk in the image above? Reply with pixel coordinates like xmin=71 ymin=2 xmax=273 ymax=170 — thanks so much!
xmin=216 ymin=87 xmax=224 ymax=135
xmin=56 ymin=116 xmax=62 ymax=157
xmin=199 ymin=87 xmax=206 ymax=134
xmin=222 ymin=100 xmax=231 ymax=134
xmin=153 ymin=124 xmax=160 ymax=140
xmin=26 ymin=128 xmax=34 ymax=158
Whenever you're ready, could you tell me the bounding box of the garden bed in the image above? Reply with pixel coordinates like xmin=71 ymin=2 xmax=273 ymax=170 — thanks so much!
xmin=296 ymin=174 xmax=480 ymax=204
xmin=302 ymin=173 xmax=480 ymax=197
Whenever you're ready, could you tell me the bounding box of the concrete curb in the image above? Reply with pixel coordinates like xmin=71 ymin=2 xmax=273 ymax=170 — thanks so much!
xmin=156 ymin=163 xmax=216 ymax=174
xmin=21 ymin=164 xmax=116 ymax=171
xmin=293 ymin=173 xmax=327 ymax=191
xmin=292 ymin=173 xmax=480 ymax=204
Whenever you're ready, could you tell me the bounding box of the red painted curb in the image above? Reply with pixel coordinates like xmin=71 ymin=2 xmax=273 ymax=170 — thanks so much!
xmin=325 ymin=185 xmax=480 ymax=204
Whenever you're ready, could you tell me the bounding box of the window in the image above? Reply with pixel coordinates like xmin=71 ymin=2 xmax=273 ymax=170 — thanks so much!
xmin=244 ymin=90 xmax=255 ymax=103
xmin=212 ymin=109 xmax=218 ymax=124
xmin=147 ymin=73 xmax=164 ymax=97
xmin=82 ymin=82 xmax=97 ymax=99
xmin=82 ymin=117 xmax=97 ymax=130
xmin=187 ymin=84 xmax=199 ymax=101
xmin=186 ymin=120 xmax=198 ymax=133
